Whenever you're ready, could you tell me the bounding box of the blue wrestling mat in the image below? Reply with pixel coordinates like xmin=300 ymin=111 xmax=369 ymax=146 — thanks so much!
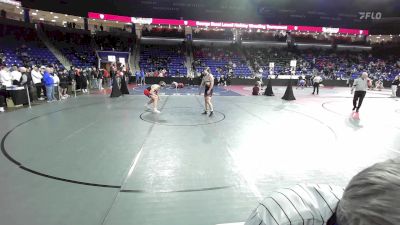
xmin=130 ymin=85 xmax=242 ymax=96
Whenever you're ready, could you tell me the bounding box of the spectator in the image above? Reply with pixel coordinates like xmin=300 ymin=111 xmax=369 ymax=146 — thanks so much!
xmin=0 ymin=65 xmax=12 ymax=87
xmin=0 ymin=9 xmax=6 ymax=18
xmin=58 ymin=69 xmax=69 ymax=99
xmin=252 ymin=81 xmax=261 ymax=95
xmin=90 ymin=67 xmax=98 ymax=89
xmin=10 ymin=65 xmax=22 ymax=86
xmin=19 ymin=67 xmax=29 ymax=86
xmin=0 ymin=86 xmax=5 ymax=112
xmin=31 ymin=65 xmax=44 ymax=100
xmin=81 ymin=68 xmax=88 ymax=93
xmin=43 ymin=66 xmax=54 ymax=102
xmin=391 ymin=75 xmax=399 ymax=97
xmin=98 ymin=69 xmax=104 ymax=90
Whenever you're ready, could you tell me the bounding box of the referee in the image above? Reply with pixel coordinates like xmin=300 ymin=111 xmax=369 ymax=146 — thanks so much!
xmin=351 ymin=72 xmax=368 ymax=113
xmin=245 ymin=158 xmax=400 ymax=225
xmin=245 ymin=184 xmax=343 ymax=225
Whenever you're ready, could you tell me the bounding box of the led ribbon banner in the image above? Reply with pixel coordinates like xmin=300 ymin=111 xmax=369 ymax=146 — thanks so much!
xmin=88 ymin=12 xmax=368 ymax=35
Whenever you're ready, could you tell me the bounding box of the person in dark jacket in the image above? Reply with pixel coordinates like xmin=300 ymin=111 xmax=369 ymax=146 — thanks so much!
xmin=59 ymin=69 xmax=69 ymax=99
xmin=81 ymin=68 xmax=88 ymax=93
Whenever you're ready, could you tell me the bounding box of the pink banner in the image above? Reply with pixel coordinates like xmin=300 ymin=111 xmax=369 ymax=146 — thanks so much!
xmin=88 ymin=12 xmax=132 ymax=23
xmin=339 ymin=28 xmax=368 ymax=35
xmin=88 ymin=12 xmax=368 ymax=35
xmin=152 ymin=18 xmax=185 ymax=26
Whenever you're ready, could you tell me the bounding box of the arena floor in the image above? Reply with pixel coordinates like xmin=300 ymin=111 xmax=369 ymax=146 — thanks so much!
xmin=0 ymin=85 xmax=399 ymax=225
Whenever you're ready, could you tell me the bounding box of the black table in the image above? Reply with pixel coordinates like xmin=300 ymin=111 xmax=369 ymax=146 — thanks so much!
xmin=6 ymin=86 xmax=29 ymax=106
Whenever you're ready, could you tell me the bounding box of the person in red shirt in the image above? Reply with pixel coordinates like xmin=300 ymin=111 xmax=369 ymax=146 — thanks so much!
xmin=252 ymin=81 xmax=261 ymax=95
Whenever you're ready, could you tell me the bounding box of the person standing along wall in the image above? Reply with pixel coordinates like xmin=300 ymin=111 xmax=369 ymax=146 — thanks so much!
xmin=391 ymin=75 xmax=399 ymax=97
xmin=43 ymin=66 xmax=54 ymax=102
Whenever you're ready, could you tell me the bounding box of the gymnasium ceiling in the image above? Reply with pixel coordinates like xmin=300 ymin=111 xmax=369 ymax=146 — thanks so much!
xmin=18 ymin=0 xmax=400 ymax=33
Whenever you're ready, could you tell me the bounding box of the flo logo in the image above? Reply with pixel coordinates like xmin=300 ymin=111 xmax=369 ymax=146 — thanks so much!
xmin=359 ymin=12 xmax=382 ymax=20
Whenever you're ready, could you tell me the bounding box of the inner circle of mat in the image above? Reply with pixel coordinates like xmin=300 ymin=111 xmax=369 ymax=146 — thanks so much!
xmin=140 ymin=107 xmax=225 ymax=126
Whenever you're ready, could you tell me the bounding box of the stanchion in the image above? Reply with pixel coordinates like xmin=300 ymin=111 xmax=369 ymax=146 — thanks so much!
xmin=73 ymin=80 xmax=77 ymax=98
xmin=25 ymin=84 xmax=32 ymax=109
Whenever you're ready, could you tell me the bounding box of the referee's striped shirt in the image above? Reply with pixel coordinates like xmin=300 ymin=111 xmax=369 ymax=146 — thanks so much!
xmin=245 ymin=184 xmax=344 ymax=225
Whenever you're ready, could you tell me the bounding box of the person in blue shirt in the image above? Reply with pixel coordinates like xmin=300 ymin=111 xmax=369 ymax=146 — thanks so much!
xmin=140 ymin=69 xmax=145 ymax=86
xmin=135 ymin=70 xmax=140 ymax=85
xmin=43 ymin=66 xmax=54 ymax=102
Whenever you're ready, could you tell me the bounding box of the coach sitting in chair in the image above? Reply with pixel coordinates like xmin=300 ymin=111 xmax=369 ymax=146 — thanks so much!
xmin=245 ymin=157 xmax=400 ymax=225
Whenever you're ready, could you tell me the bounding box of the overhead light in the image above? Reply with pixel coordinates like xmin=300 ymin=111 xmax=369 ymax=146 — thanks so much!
xmin=16 ymin=6 xmax=19 ymax=9
xmin=54 ymin=16 xmax=58 ymax=18
xmin=73 ymin=18 xmax=77 ymax=22
xmin=65 ymin=14 xmax=68 ymax=17
xmin=19 ymin=12 xmax=22 ymax=14
xmin=39 ymin=18 xmax=44 ymax=21
xmin=116 ymin=21 xmax=119 ymax=23
xmin=36 ymin=9 xmax=38 ymax=12
xmin=32 ymin=12 xmax=37 ymax=15
xmin=62 ymin=21 xmax=67 ymax=24
xmin=92 ymin=19 xmax=95 ymax=21
xmin=51 ymin=19 xmax=56 ymax=22
xmin=50 ymin=12 xmax=53 ymax=14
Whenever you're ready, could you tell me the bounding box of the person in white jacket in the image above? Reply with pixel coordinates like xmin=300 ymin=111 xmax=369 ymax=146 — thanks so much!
xmin=10 ymin=65 xmax=22 ymax=85
xmin=0 ymin=65 xmax=12 ymax=87
xmin=31 ymin=65 xmax=44 ymax=100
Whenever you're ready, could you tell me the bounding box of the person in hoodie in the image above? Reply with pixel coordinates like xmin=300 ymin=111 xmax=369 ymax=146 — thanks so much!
xmin=43 ymin=66 xmax=54 ymax=102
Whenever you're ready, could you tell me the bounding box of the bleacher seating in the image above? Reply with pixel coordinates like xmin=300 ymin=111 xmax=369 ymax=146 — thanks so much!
xmin=94 ymin=31 xmax=134 ymax=52
xmin=193 ymin=46 xmax=252 ymax=77
xmin=43 ymin=25 xmax=96 ymax=68
xmin=139 ymin=44 xmax=187 ymax=76
xmin=192 ymin=29 xmax=233 ymax=40
xmin=0 ymin=21 xmax=62 ymax=67
xmin=245 ymin=47 xmax=400 ymax=80
xmin=142 ymin=27 xmax=185 ymax=38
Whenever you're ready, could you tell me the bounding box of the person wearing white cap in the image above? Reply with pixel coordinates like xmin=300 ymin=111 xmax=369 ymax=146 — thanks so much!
xmin=19 ymin=67 xmax=28 ymax=86
xmin=351 ymin=72 xmax=368 ymax=113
